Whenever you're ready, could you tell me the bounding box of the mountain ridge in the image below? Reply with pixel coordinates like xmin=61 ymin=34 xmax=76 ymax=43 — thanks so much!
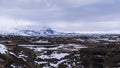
xmin=1 ymin=26 xmax=77 ymax=36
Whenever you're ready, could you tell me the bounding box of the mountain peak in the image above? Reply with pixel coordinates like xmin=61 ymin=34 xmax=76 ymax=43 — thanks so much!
xmin=15 ymin=26 xmax=57 ymax=36
xmin=42 ymin=27 xmax=55 ymax=34
xmin=0 ymin=25 xmax=77 ymax=36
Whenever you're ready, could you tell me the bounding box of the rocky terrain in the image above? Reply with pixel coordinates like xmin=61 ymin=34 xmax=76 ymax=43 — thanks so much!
xmin=0 ymin=34 xmax=120 ymax=68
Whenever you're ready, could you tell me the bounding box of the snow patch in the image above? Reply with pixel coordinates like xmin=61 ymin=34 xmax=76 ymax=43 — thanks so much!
xmin=0 ymin=44 xmax=8 ymax=54
xmin=50 ymin=60 xmax=67 ymax=67
xmin=34 ymin=47 xmax=46 ymax=52
xmin=50 ymin=53 xmax=69 ymax=60
xmin=38 ymin=53 xmax=69 ymax=60
xmin=35 ymin=61 xmax=47 ymax=64
xmin=35 ymin=40 xmax=50 ymax=43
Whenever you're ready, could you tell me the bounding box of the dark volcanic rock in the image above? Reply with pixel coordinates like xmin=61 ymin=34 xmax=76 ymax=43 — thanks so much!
xmin=80 ymin=48 xmax=120 ymax=68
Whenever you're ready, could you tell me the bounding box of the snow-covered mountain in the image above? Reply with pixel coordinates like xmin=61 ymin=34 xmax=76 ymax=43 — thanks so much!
xmin=1 ymin=25 xmax=78 ymax=36
xmin=17 ymin=27 xmax=60 ymax=36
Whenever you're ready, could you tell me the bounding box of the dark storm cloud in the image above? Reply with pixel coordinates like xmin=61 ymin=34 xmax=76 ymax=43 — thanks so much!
xmin=0 ymin=0 xmax=120 ymax=33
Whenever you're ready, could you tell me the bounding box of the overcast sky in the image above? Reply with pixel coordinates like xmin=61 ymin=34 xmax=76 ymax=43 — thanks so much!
xmin=0 ymin=0 xmax=120 ymax=33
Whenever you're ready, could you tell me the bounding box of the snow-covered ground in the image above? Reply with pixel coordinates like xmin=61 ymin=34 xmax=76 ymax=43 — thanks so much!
xmin=38 ymin=53 xmax=69 ymax=60
xmin=0 ymin=44 xmax=8 ymax=54
xmin=33 ymin=40 xmax=50 ymax=43
xmin=19 ymin=44 xmax=87 ymax=52
xmin=97 ymin=38 xmax=120 ymax=42
xmin=18 ymin=44 xmax=86 ymax=67
xmin=50 ymin=59 xmax=67 ymax=67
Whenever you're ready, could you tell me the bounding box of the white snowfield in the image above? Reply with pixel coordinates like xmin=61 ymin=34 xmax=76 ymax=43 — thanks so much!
xmin=24 ymin=44 xmax=87 ymax=52
xmin=38 ymin=53 xmax=69 ymax=60
xmin=0 ymin=44 xmax=8 ymax=54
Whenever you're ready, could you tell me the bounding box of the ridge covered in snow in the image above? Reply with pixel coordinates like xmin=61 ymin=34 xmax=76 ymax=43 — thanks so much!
xmin=0 ymin=25 xmax=78 ymax=36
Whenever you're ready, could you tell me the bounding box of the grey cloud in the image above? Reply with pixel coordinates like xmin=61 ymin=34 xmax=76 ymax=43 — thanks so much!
xmin=0 ymin=0 xmax=120 ymax=33
xmin=0 ymin=0 xmax=119 ymax=22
